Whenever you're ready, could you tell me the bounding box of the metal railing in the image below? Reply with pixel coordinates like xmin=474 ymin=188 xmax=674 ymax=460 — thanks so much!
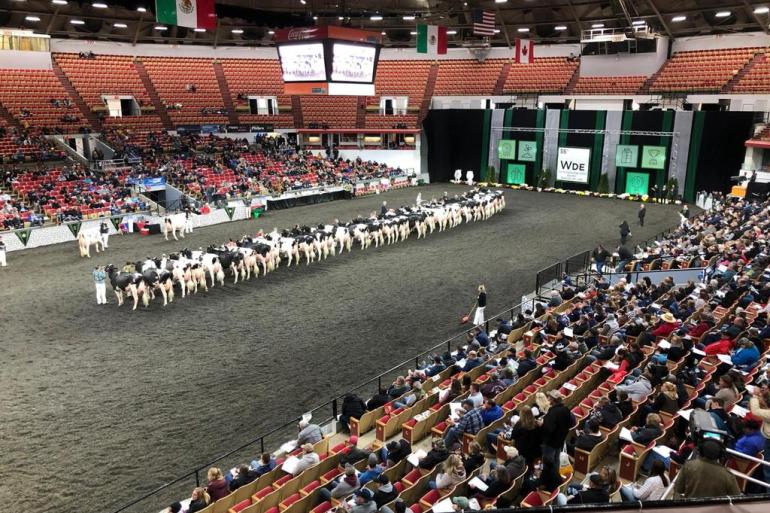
xmin=109 ymin=299 xmax=534 ymax=513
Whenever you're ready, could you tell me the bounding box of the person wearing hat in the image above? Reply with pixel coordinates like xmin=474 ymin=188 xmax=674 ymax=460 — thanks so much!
xmin=566 ymin=473 xmax=611 ymax=504
xmin=373 ymin=474 xmax=398 ymax=508
xmin=383 ymin=438 xmax=411 ymax=466
xmin=674 ymin=439 xmax=739 ymax=498
xmin=291 ymin=443 xmax=319 ymax=476
xmin=501 ymin=445 xmax=526 ymax=479
xmin=651 ymin=312 xmax=680 ymax=338
xmin=339 ymin=436 xmax=371 ymax=467
xmin=419 ymin=438 xmax=449 ymax=469
xmin=342 ymin=487 xmax=376 ymax=513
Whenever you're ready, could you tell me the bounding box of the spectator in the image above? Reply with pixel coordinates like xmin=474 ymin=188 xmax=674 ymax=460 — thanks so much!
xmin=358 ymin=456 xmax=383 ymax=486
xmin=342 ymin=488 xmax=377 ymax=513
xmin=735 ymin=419 xmax=765 ymax=457
xmin=430 ymin=454 xmax=466 ymax=489
xmin=373 ymin=474 xmax=398 ymax=508
xmin=540 ymin=390 xmax=573 ymax=490
xmin=419 ymin=438 xmax=449 ymax=470
xmin=187 ymin=487 xmax=210 ymax=513
xmin=748 ymin=389 xmax=770 ymax=484
xmin=480 ymin=399 xmax=504 ymax=425
xmin=384 ymin=438 xmax=411 ymax=466
xmin=567 ymin=473 xmax=611 ymax=504
xmin=674 ymin=439 xmax=739 ymax=498
xmin=463 ymin=441 xmax=486 ymax=475
xmin=339 ymin=436 xmax=370 ymax=467
xmin=569 ymin=419 xmax=604 ymax=454
xmin=205 ymin=467 xmax=229 ymax=502
xmin=228 ymin=464 xmax=257 ymax=492
xmin=250 ymin=452 xmax=276 ymax=477
xmin=444 ymin=399 xmax=484 ymax=448
xmin=387 ymin=376 xmax=410 ymax=398
xmin=340 ymin=393 xmax=367 ymax=432
xmin=621 ymin=459 xmax=668 ymax=502
xmin=320 ymin=464 xmax=359 ymax=500
xmin=297 ymin=419 xmax=323 ymax=446
xmin=500 ymin=445 xmax=526 ymax=479
xmin=291 ymin=443 xmax=320 ymax=476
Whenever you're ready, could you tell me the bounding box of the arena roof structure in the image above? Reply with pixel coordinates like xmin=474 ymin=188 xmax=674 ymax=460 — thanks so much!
xmin=3 ymin=0 xmax=770 ymax=47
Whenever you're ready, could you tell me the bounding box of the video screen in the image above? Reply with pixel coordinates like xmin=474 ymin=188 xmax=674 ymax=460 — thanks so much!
xmin=278 ymin=43 xmax=326 ymax=82
xmin=331 ymin=43 xmax=376 ymax=83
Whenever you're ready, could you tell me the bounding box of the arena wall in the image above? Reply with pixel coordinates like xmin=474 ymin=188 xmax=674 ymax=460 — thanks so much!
xmin=579 ymin=37 xmax=669 ymax=77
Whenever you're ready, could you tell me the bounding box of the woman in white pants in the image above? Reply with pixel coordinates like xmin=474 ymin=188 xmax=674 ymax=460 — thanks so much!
xmin=93 ymin=266 xmax=107 ymax=305
xmin=473 ymin=284 xmax=487 ymax=326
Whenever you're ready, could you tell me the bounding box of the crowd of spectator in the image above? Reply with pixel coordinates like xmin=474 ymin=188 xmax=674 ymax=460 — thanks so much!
xmin=158 ymin=193 xmax=770 ymax=513
xmin=0 ymin=126 xmax=65 ymax=164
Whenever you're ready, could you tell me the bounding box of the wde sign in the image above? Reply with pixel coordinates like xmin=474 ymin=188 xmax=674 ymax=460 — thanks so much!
xmin=556 ymin=147 xmax=591 ymax=184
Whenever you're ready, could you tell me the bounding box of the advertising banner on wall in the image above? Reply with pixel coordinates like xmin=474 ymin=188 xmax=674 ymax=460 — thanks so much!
xmin=497 ymin=139 xmax=516 ymax=160
xmin=518 ymin=141 xmax=537 ymax=162
xmin=642 ymin=146 xmax=667 ymax=170
xmin=615 ymin=145 xmax=639 ymax=168
xmin=556 ymin=147 xmax=591 ymax=183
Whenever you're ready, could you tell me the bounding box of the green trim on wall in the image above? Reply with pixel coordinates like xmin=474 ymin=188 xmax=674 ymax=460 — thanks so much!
xmin=684 ymin=111 xmax=705 ymax=203
xmin=479 ymin=109 xmax=492 ymax=179
xmin=590 ymin=111 xmax=606 ymax=190
xmin=558 ymin=109 xmax=570 ymax=148
xmin=658 ymin=110 xmax=674 ymax=189
xmin=616 ymin=110 xmax=634 ymax=194
xmin=499 ymin=109 xmax=513 ymax=182
xmin=535 ymin=108 xmax=546 ymax=183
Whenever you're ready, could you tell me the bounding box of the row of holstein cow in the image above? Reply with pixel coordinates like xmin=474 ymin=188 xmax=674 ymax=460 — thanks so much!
xmin=104 ymin=189 xmax=505 ymax=310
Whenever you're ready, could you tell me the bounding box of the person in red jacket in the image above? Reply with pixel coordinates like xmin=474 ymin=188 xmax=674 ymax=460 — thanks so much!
xmin=651 ymin=312 xmax=680 ymax=338
xmin=704 ymin=336 xmax=734 ymax=356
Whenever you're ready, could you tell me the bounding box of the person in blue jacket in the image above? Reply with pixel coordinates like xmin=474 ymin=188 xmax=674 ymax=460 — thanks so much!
xmin=735 ymin=419 xmax=765 ymax=457
xmin=732 ymin=338 xmax=760 ymax=370
xmin=481 ymin=399 xmax=504 ymax=425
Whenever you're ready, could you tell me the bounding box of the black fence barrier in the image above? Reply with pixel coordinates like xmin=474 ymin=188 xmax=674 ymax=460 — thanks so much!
xmin=535 ymin=261 xmax=562 ymax=296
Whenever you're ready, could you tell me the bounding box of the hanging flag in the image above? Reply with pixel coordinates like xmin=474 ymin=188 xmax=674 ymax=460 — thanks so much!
xmin=224 ymin=206 xmax=235 ymax=220
xmin=66 ymin=221 xmax=82 ymax=238
xmin=155 ymin=0 xmax=217 ymax=30
xmin=515 ymin=38 xmax=534 ymax=64
xmin=472 ymin=9 xmax=496 ymax=36
xmin=416 ymin=25 xmax=448 ymax=56
xmin=15 ymin=228 xmax=31 ymax=247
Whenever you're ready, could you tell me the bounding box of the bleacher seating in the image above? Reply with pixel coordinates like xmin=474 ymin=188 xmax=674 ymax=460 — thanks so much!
xmin=142 ymin=57 xmax=228 ymax=125
xmin=433 ymin=59 xmax=505 ymax=95
xmin=504 ymin=58 xmax=578 ymax=94
xmin=732 ymin=52 xmax=770 ymax=93
xmin=300 ymin=96 xmax=358 ymax=128
xmin=649 ymin=48 xmax=759 ymax=92
xmin=364 ymin=60 xmax=431 ymax=128
xmin=572 ymin=75 xmax=646 ymax=95
xmin=0 ymin=68 xmax=87 ymax=130
xmin=218 ymin=58 xmax=294 ymax=128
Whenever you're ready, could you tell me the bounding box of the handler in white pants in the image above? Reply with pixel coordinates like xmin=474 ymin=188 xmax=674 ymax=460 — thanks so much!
xmin=0 ymin=236 xmax=6 ymax=267
xmin=99 ymin=220 xmax=110 ymax=248
xmin=93 ymin=265 xmax=107 ymax=304
xmin=473 ymin=284 xmax=487 ymax=326
xmin=184 ymin=210 xmax=194 ymax=234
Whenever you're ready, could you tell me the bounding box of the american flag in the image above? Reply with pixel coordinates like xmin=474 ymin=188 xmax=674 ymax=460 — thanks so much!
xmin=472 ymin=9 xmax=496 ymax=36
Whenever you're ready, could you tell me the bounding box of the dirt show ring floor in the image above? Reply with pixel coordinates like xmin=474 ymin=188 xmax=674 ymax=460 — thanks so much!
xmin=0 ymin=184 xmax=682 ymax=513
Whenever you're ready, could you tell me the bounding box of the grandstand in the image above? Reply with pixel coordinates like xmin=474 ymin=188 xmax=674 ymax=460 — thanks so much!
xmin=2 ymin=3 xmax=770 ymax=513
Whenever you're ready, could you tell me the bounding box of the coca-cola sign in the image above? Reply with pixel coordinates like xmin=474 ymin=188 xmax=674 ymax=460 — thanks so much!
xmin=273 ymin=27 xmax=327 ymax=42
xmin=288 ymin=28 xmax=314 ymax=40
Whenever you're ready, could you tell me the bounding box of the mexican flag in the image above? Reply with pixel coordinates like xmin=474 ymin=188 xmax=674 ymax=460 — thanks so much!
xmin=156 ymin=0 xmax=216 ymax=30
xmin=416 ymin=25 xmax=447 ymax=56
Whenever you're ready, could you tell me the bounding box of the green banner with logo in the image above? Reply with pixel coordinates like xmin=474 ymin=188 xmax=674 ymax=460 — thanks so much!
xmin=518 ymin=141 xmax=537 ymax=162
xmin=15 ymin=228 xmax=31 ymax=247
xmin=505 ymin=163 xmax=527 ymax=185
xmin=225 ymin=206 xmax=236 ymax=220
xmin=642 ymin=146 xmax=666 ymax=170
xmin=615 ymin=144 xmax=639 ymax=168
xmin=497 ymin=139 xmax=517 ymax=160
xmin=66 ymin=221 xmax=82 ymax=238
xmin=625 ymin=171 xmax=650 ymax=195
xmin=110 ymin=216 xmax=123 ymax=232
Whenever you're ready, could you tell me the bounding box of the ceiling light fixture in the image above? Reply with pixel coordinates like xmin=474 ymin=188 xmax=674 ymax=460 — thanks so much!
xmin=755 ymin=7 xmax=770 ymax=14
xmin=410 ymin=31 xmax=417 ymax=35
xmin=154 ymin=25 xmax=167 ymax=30
xmin=92 ymin=1 xmax=108 ymax=7
xmin=671 ymin=15 xmax=686 ymax=22
xmin=52 ymin=0 xmax=68 ymax=5
xmin=136 ymin=6 xmax=146 ymax=12
xmin=715 ymin=11 xmax=731 ymax=17
xmin=113 ymin=22 xmax=127 ymax=28
xmin=194 ymin=27 xmax=206 ymax=32
xmin=70 ymin=19 xmax=85 ymax=25
xmin=25 ymin=15 xmax=41 ymax=21
xmin=268 ymin=30 xmax=275 ymax=35
xmin=231 ymin=29 xmax=244 ymax=34
xmin=592 ymin=23 xmax=605 ymax=28
xmin=554 ymin=25 xmax=567 ymax=30
xmin=632 ymin=20 xmax=646 ymax=26
xmin=370 ymin=15 xmax=383 ymax=21
xmin=517 ymin=27 xmax=529 ymax=32
xmin=402 ymin=15 xmax=415 ymax=20
xmin=495 ymin=0 xmax=508 ymax=3
xmin=493 ymin=29 xmax=500 ymax=33
xmin=447 ymin=30 xmax=457 ymax=35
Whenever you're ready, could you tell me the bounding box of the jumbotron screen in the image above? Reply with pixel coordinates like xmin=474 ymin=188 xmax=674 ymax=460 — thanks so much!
xmin=331 ymin=43 xmax=377 ymax=83
xmin=278 ymin=43 xmax=327 ymax=82
xmin=274 ymin=27 xmax=382 ymax=94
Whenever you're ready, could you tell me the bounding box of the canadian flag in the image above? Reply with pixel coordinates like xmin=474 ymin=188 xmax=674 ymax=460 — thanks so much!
xmin=515 ymin=38 xmax=534 ymax=64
